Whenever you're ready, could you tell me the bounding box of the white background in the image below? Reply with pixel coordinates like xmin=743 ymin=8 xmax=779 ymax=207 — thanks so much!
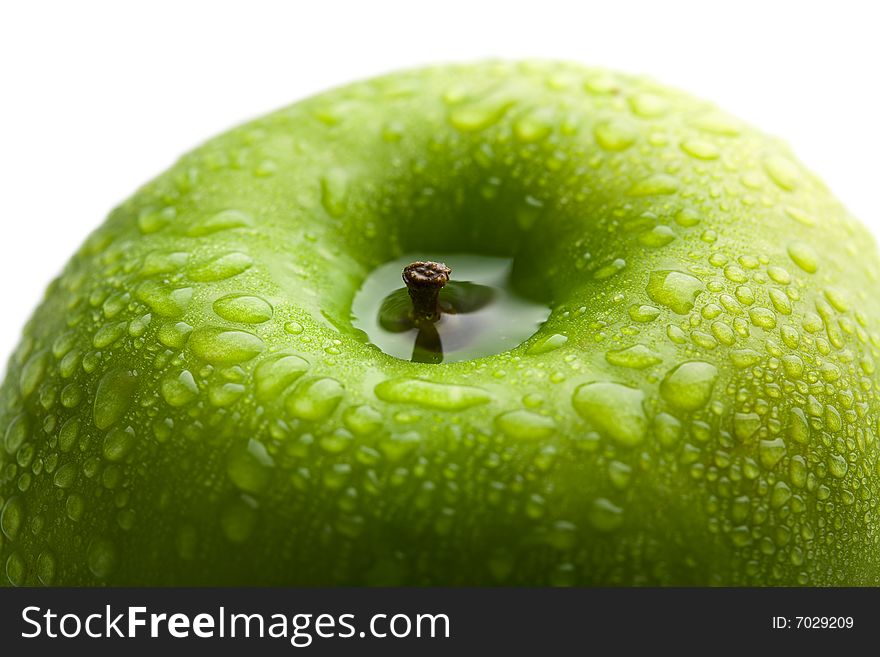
xmin=1 ymin=0 xmax=878 ymax=362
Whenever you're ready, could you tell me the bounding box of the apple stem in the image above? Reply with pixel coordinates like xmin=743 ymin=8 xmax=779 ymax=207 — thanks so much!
xmin=403 ymin=261 xmax=451 ymax=323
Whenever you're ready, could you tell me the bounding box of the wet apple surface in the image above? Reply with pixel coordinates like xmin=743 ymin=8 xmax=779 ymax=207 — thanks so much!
xmin=1 ymin=61 xmax=879 ymax=586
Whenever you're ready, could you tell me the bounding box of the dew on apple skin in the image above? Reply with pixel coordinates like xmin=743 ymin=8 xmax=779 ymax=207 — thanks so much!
xmin=285 ymin=377 xmax=344 ymax=421
xmin=135 ymin=281 xmax=193 ymax=318
xmin=627 ymin=173 xmax=680 ymax=197
xmin=659 ymin=361 xmax=718 ymax=411
xmin=220 ymin=495 xmax=257 ymax=544
xmin=828 ymin=454 xmax=848 ymax=479
xmin=763 ymin=155 xmax=801 ymax=191
xmin=593 ymin=119 xmax=638 ymax=152
xmin=157 ymin=321 xmax=193 ymax=349
xmin=213 ymin=294 xmax=274 ymax=324
xmin=5 ymin=551 xmax=26 ymax=586
xmin=588 ymin=497 xmax=624 ymax=532
xmin=19 ymin=350 xmax=49 ymax=399
xmin=1 ymin=496 xmax=23 ymax=541
xmin=160 ymin=370 xmax=200 ymax=407
xmin=787 ymin=242 xmax=819 ymax=274
xmin=209 ymin=382 xmax=246 ymax=407
xmin=187 ymin=209 xmax=254 ymax=237
xmin=253 ymin=352 xmax=310 ymax=400
xmin=605 ymin=344 xmax=662 ymax=369
xmin=526 ymin=333 xmax=567 ymax=355
xmin=4 ymin=414 xmax=28 ymax=455
xmin=187 ymin=251 xmax=254 ymax=282
xmin=628 ymin=304 xmax=661 ymax=323
xmin=447 ymin=93 xmax=514 ymax=132
xmin=137 ymin=206 xmax=175 ymax=234
xmin=87 ymin=538 xmax=119 ymax=578
xmin=35 ymin=550 xmax=56 ymax=586
xmin=52 ymin=462 xmax=78 ymax=489
xmin=188 ymin=326 xmax=265 ymax=366
xmin=514 ymin=106 xmax=555 ymax=143
xmin=646 ymin=270 xmax=703 ymax=314
xmin=638 ymin=225 xmax=676 ymax=248
xmin=374 ymin=378 xmax=491 ymax=411
xmin=680 ymin=139 xmax=720 ymax=160
xmin=758 ymin=438 xmax=786 ymax=470
xmin=284 ymin=320 xmax=304 ymax=335
xmin=320 ymin=168 xmax=350 ymax=218
xmin=494 ymin=410 xmax=556 ymax=440
xmin=102 ymin=426 xmax=135 ymax=462
xmin=93 ymin=368 xmax=139 ymax=430
xmin=343 ymin=404 xmax=384 ymax=436
xmin=572 ymin=382 xmax=647 ymax=447
xmin=226 ymin=439 xmax=274 ymax=494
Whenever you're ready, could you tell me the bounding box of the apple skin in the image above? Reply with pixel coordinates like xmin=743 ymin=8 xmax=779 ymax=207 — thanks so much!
xmin=2 ymin=61 xmax=879 ymax=586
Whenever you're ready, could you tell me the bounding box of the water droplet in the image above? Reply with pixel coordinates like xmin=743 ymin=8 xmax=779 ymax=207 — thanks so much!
xmin=284 ymin=320 xmax=305 ymax=335
xmin=605 ymin=344 xmax=662 ymax=369
xmin=785 ymin=206 xmax=816 ymax=226
xmin=36 ymin=551 xmax=56 ymax=585
xmin=527 ymin=333 xmax=568 ymax=355
xmin=758 ymin=438 xmax=786 ymax=469
xmin=374 ymin=378 xmax=491 ymax=411
xmin=1 ymin=497 xmax=24 ymax=540
xmin=646 ymin=270 xmax=703 ymax=314
xmin=572 ymin=382 xmax=647 ymax=447
xmin=4 ymin=414 xmax=28 ymax=455
xmin=787 ymin=242 xmax=818 ymax=273
xmin=343 ymin=404 xmax=384 ymax=436
xmin=828 ymin=453 xmax=848 ymax=479
xmin=94 ymin=368 xmax=139 ymax=429
xmin=5 ymin=552 xmax=26 ymax=586
xmin=19 ymin=350 xmax=48 ymax=399
xmin=135 ymin=281 xmax=193 ymax=318
xmin=638 ymin=225 xmax=676 ymax=247
xmin=213 ymin=294 xmax=274 ymax=324
xmin=188 ymin=326 xmax=265 ymax=365
xmin=681 ymin=139 xmax=720 ymax=160
xmin=222 ymin=495 xmax=263 ymax=548
xmin=187 ymin=209 xmax=253 ymax=237
xmin=763 ymin=155 xmax=800 ymax=190
xmin=733 ymin=412 xmax=761 ymax=442
xmin=160 ymin=369 xmax=200 ymax=407
xmin=208 ymin=382 xmax=246 ymax=407
xmin=226 ymin=439 xmax=274 ymax=493
xmin=627 ymin=174 xmax=680 ymax=197
xmin=141 ymin=251 xmax=188 ymax=276
xmin=53 ymin=462 xmax=78 ymax=488
xmin=514 ymin=106 xmax=555 ymax=142
xmin=494 ymin=410 xmax=556 ymax=439
xmin=58 ymin=417 xmax=80 ymax=452
xmin=588 ymin=498 xmax=624 ymax=531
xmin=320 ymin=168 xmax=350 ymax=217
xmin=286 ymin=377 xmax=344 ymax=420
xmin=448 ymin=94 xmax=514 ymax=131
xmin=102 ymin=426 xmax=135 ymax=462
xmin=594 ymin=119 xmax=637 ymax=151
xmin=748 ymin=307 xmax=777 ymax=330
xmin=187 ymin=252 xmax=253 ymax=282
xmin=628 ymin=304 xmax=661 ymax=323
xmin=137 ymin=206 xmax=175 ymax=234
xmin=691 ymin=112 xmax=741 ymax=135
xmin=628 ymin=92 xmax=667 ymax=118
xmin=659 ymin=361 xmax=718 ymax=411
xmin=157 ymin=321 xmax=193 ymax=349
xmin=87 ymin=538 xmax=118 ymax=578
xmin=254 ymin=352 xmax=310 ymax=400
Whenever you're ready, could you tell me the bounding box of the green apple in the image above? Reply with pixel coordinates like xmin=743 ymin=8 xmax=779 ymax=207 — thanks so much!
xmin=2 ymin=61 xmax=879 ymax=586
